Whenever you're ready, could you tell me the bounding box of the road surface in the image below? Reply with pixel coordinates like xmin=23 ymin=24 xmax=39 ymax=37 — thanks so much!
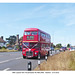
xmin=0 ymin=50 xmax=60 ymax=71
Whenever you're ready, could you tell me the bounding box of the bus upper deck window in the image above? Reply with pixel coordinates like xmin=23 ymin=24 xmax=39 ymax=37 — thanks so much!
xmin=31 ymin=31 xmax=37 ymax=35
xmin=38 ymin=31 xmax=40 ymax=35
xmin=25 ymin=31 xmax=30 ymax=35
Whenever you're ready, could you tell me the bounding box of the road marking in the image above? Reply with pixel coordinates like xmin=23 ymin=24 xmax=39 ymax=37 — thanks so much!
xmin=3 ymin=68 xmax=10 ymax=71
xmin=0 ymin=60 xmax=10 ymax=64
xmin=0 ymin=57 xmax=22 ymax=64
xmin=0 ymin=55 xmax=3 ymax=57
xmin=15 ymin=57 xmax=22 ymax=59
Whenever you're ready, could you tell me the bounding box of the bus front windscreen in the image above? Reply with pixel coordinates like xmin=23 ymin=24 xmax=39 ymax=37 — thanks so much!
xmin=29 ymin=43 xmax=40 ymax=48
xmin=23 ymin=42 xmax=40 ymax=49
xmin=23 ymin=42 xmax=29 ymax=48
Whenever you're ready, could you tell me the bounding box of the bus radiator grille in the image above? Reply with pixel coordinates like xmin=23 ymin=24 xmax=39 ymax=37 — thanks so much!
xmin=26 ymin=51 xmax=33 ymax=56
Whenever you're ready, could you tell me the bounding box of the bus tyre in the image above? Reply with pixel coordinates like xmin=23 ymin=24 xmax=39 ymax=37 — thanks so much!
xmin=23 ymin=55 xmax=26 ymax=59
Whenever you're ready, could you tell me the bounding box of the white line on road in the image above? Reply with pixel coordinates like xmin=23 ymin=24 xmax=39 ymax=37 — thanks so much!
xmin=0 ymin=55 xmax=2 ymax=56
xmin=0 ymin=57 xmax=22 ymax=64
xmin=3 ymin=68 xmax=10 ymax=71
xmin=0 ymin=60 xmax=10 ymax=64
xmin=15 ymin=57 xmax=22 ymax=59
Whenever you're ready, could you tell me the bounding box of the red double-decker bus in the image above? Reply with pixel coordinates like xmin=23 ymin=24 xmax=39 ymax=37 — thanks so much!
xmin=22 ymin=28 xmax=51 ymax=58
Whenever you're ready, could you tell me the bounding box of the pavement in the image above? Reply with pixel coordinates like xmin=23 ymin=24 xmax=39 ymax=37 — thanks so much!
xmin=0 ymin=50 xmax=60 ymax=71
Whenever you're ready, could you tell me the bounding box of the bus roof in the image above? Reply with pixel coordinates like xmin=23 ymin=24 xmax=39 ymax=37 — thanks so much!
xmin=24 ymin=28 xmax=50 ymax=36
xmin=24 ymin=28 xmax=39 ymax=31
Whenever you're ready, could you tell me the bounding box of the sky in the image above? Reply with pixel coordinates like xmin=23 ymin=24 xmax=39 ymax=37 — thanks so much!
xmin=0 ymin=3 xmax=75 ymax=46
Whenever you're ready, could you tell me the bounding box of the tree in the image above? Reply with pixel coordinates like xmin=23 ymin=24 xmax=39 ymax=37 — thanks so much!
xmin=67 ymin=44 xmax=70 ymax=48
xmin=56 ymin=43 xmax=62 ymax=48
xmin=51 ymin=43 xmax=55 ymax=48
xmin=52 ymin=44 xmax=56 ymax=48
xmin=6 ymin=35 xmax=16 ymax=45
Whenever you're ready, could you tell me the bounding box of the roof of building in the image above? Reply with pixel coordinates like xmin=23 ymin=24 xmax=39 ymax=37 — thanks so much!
xmin=0 ymin=38 xmax=6 ymax=43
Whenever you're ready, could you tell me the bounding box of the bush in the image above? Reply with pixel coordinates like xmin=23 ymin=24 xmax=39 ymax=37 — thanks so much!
xmin=2 ymin=46 xmax=6 ymax=49
xmin=15 ymin=45 xmax=20 ymax=51
xmin=16 ymin=45 xmax=19 ymax=49
xmin=0 ymin=46 xmax=2 ymax=49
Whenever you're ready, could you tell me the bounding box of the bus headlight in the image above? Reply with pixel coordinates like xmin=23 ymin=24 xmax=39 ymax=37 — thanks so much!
xmin=35 ymin=52 xmax=37 ymax=55
xmin=23 ymin=52 xmax=25 ymax=54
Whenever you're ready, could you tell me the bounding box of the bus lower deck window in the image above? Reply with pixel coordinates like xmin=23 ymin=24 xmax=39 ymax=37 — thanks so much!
xmin=27 ymin=36 xmax=34 ymax=40
xmin=30 ymin=36 xmax=34 ymax=40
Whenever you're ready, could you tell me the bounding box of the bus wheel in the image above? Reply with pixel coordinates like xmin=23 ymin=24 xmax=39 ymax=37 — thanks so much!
xmin=23 ymin=55 xmax=26 ymax=59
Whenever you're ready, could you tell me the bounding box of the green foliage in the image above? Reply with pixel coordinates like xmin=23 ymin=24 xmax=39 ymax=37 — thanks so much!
xmin=6 ymin=35 xmax=16 ymax=45
xmin=0 ymin=46 xmax=2 ymax=49
xmin=16 ymin=45 xmax=19 ymax=49
xmin=2 ymin=46 xmax=6 ymax=49
xmin=53 ymin=44 xmax=56 ymax=48
xmin=67 ymin=44 xmax=70 ymax=48
xmin=56 ymin=43 xmax=62 ymax=48
xmin=51 ymin=43 xmax=55 ymax=48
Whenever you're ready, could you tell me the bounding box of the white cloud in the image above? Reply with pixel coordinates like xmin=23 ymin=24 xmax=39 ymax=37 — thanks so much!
xmin=49 ymin=9 xmax=66 ymax=17
xmin=49 ymin=6 xmax=75 ymax=27
xmin=66 ymin=23 xmax=75 ymax=26
xmin=65 ymin=14 xmax=75 ymax=26
xmin=10 ymin=5 xmax=47 ymax=22
xmin=33 ymin=5 xmax=46 ymax=12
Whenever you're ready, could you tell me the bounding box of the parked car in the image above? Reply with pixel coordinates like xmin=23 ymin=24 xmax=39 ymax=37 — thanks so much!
xmin=59 ymin=47 xmax=67 ymax=52
xmin=50 ymin=47 xmax=54 ymax=51
xmin=7 ymin=47 xmax=13 ymax=50
xmin=69 ymin=47 xmax=75 ymax=51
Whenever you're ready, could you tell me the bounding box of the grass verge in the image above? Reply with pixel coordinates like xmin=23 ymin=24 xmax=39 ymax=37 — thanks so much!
xmin=55 ymin=48 xmax=60 ymax=50
xmin=34 ymin=50 xmax=75 ymax=71
xmin=0 ymin=49 xmax=18 ymax=52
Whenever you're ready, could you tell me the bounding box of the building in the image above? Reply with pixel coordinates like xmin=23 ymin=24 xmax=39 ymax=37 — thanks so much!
xmin=13 ymin=35 xmax=23 ymax=50
xmin=0 ymin=36 xmax=6 ymax=47
xmin=15 ymin=34 xmax=19 ymax=45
